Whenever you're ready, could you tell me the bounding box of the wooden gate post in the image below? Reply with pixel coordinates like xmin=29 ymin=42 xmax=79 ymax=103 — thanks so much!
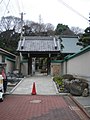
xmin=47 ymin=54 xmax=51 ymax=75
xmin=28 ymin=54 xmax=32 ymax=75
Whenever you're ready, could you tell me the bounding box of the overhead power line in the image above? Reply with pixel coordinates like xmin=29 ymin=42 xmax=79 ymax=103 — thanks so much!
xmin=16 ymin=0 xmax=21 ymax=13
xmin=8 ymin=1 xmax=17 ymax=16
xmin=59 ymin=0 xmax=88 ymax=21
xmin=3 ymin=0 xmax=11 ymax=16
xmin=0 ymin=0 xmax=4 ymax=5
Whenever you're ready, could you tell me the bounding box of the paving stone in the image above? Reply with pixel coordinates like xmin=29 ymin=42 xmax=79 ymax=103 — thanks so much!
xmin=0 ymin=95 xmax=89 ymax=120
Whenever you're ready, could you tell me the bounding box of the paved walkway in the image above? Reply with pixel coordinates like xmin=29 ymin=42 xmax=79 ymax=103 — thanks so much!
xmin=0 ymin=95 xmax=89 ymax=120
xmin=11 ymin=74 xmax=58 ymax=95
xmin=4 ymin=74 xmax=90 ymax=119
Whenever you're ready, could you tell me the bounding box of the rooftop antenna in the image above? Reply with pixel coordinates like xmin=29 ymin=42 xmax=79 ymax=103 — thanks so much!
xmin=39 ymin=14 xmax=43 ymax=24
xmin=39 ymin=14 xmax=42 ymax=24
xmin=20 ymin=12 xmax=25 ymax=40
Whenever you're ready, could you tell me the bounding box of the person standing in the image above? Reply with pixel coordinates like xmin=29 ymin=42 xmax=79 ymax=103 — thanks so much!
xmin=1 ymin=64 xmax=7 ymax=93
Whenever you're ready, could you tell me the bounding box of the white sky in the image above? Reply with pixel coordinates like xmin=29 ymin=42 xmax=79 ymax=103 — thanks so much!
xmin=0 ymin=0 xmax=90 ymax=29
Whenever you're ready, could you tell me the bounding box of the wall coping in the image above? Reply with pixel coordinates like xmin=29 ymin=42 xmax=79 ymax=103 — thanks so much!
xmin=51 ymin=45 xmax=90 ymax=63
xmin=64 ymin=45 xmax=90 ymax=61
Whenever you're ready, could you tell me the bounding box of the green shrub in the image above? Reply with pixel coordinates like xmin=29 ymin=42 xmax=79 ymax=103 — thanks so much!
xmin=53 ymin=76 xmax=63 ymax=86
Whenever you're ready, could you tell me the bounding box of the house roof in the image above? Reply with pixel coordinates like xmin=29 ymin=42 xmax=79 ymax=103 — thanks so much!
xmin=17 ymin=35 xmax=82 ymax=55
xmin=60 ymin=35 xmax=82 ymax=53
xmin=17 ymin=36 xmax=61 ymax=53
xmin=51 ymin=46 xmax=90 ymax=63
xmin=64 ymin=45 xmax=90 ymax=61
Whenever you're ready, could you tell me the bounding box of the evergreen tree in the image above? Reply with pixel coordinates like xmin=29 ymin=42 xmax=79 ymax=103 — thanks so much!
xmin=77 ymin=27 xmax=90 ymax=48
xmin=0 ymin=29 xmax=20 ymax=53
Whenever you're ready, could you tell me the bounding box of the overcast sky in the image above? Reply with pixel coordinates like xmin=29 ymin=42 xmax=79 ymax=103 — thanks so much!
xmin=0 ymin=0 xmax=90 ymax=29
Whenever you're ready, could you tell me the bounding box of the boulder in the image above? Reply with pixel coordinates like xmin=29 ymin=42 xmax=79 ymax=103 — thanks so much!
xmin=63 ymin=79 xmax=71 ymax=92
xmin=82 ymin=88 xmax=89 ymax=97
xmin=62 ymin=74 xmax=75 ymax=81
xmin=70 ymin=80 xmax=83 ymax=96
xmin=70 ymin=79 xmax=89 ymax=96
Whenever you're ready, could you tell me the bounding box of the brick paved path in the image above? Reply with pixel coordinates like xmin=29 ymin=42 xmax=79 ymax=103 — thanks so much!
xmin=0 ymin=95 xmax=89 ymax=120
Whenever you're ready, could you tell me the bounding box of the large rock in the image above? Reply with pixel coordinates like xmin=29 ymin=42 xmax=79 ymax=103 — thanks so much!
xmin=70 ymin=79 xmax=83 ymax=96
xmin=63 ymin=79 xmax=71 ymax=92
xmin=62 ymin=74 xmax=75 ymax=81
xmin=82 ymin=88 xmax=89 ymax=97
xmin=63 ymin=77 xmax=89 ymax=96
xmin=70 ymin=79 xmax=89 ymax=96
xmin=60 ymin=74 xmax=89 ymax=96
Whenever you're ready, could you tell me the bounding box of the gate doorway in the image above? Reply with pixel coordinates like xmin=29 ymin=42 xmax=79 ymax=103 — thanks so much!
xmin=17 ymin=36 xmax=61 ymax=76
xmin=28 ymin=54 xmax=51 ymax=75
xmin=32 ymin=57 xmax=48 ymax=75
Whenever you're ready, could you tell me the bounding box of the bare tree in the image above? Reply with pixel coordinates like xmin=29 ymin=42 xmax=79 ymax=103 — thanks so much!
xmin=23 ymin=21 xmax=54 ymax=36
xmin=45 ymin=23 xmax=54 ymax=31
xmin=45 ymin=23 xmax=55 ymax=35
xmin=0 ymin=16 xmax=21 ymax=32
xmin=71 ymin=27 xmax=84 ymax=35
xmin=0 ymin=16 xmax=13 ymax=30
xmin=13 ymin=17 xmax=21 ymax=33
xmin=0 ymin=15 xmax=55 ymax=36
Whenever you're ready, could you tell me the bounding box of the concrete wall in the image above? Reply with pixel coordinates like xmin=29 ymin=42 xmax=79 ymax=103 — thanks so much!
xmin=21 ymin=62 xmax=28 ymax=76
xmin=62 ymin=61 xmax=67 ymax=75
xmin=65 ymin=51 xmax=90 ymax=77
xmin=0 ymin=55 xmax=2 ymax=62
xmin=0 ymin=54 xmax=16 ymax=73
xmin=5 ymin=59 xmax=15 ymax=73
xmin=16 ymin=56 xmax=20 ymax=70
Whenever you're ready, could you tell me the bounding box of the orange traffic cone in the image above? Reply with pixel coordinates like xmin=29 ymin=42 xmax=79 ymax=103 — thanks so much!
xmin=31 ymin=82 xmax=36 ymax=95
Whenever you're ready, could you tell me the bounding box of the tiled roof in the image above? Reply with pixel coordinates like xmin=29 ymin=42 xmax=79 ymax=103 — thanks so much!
xmin=60 ymin=36 xmax=82 ymax=53
xmin=17 ymin=36 xmax=82 ymax=54
xmin=17 ymin=36 xmax=61 ymax=52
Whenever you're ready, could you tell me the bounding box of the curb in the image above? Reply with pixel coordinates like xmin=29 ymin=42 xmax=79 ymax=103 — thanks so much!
xmin=53 ymin=79 xmax=59 ymax=94
xmin=9 ymin=77 xmax=25 ymax=94
xmin=52 ymin=77 xmax=70 ymax=96
xmin=70 ymin=95 xmax=90 ymax=119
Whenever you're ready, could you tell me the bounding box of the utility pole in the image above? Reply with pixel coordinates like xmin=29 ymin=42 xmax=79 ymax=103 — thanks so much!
xmin=19 ymin=12 xmax=25 ymax=73
xmin=20 ymin=12 xmax=24 ymax=40
xmin=89 ymin=13 xmax=90 ymax=27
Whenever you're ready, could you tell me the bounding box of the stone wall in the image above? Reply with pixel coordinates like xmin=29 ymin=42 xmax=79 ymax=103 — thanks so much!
xmin=51 ymin=63 xmax=61 ymax=76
